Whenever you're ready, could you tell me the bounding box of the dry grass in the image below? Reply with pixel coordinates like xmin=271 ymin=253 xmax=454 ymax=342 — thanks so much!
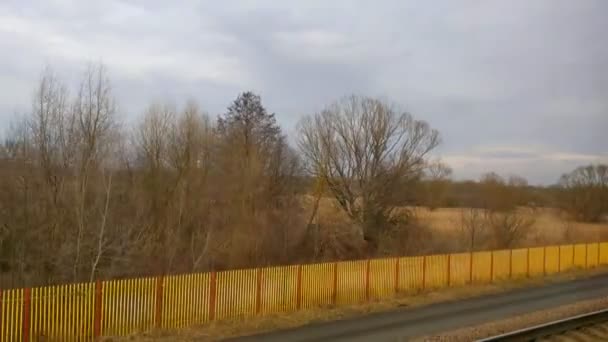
xmin=302 ymin=195 xmax=608 ymax=247
xmin=111 ymin=267 xmax=608 ymax=342
xmin=301 ymin=195 xmax=608 ymax=256
xmin=413 ymin=207 xmax=608 ymax=246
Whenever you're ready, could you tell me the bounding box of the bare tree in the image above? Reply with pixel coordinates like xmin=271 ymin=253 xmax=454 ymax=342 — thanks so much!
xmin=0 ymin=118 xmax=35 ymax=286
xmin=459 ymin=208 xmax=486 ymax=252
xmin=508 ymin=175 xmax=528 ymax=188
xmin=558 ymin=164 xmax=608 ymax=222
xmin=90 ymin=169 xmax=112 ymax=281
xmin=132 ymin=102 xmax=176 ymax=272
xmin=486 ymin=209 xmax=534 ymax=249
xmin=28 ymin=67 xmax=73 ymax=282
xmin=167 ymin=101 xmax=215 ymax=272
xmin=508 ymin=174 xmax=531 ymax=207
xmin=0 ymin=64 xmax=122 ymax=285
xmin=30 ymin=66 xmax=72 ymax=188
xmin=422 ymin=159 xmax=453 ymax=210
xmin=304 ymin=176 xmax=326 ymax=261
xmin=70 ymin=63 xmax=118 ymax=281
xmin=135 ymin=102 xmax=174 ymax=171
xmin=476 ymin=172 xmax=535 ymax=249
xmin=297 ymin=95 xmax=440 ymax=252
xmin=478 ymin=172 xmax=531 ymax=211
xmin=479 ymin=172 xmax=508 ymax=211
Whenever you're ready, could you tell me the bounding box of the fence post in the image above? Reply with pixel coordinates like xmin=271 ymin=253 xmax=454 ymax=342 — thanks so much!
xmin=469 ymin=252 xmax=473 ymax=284
xmin=255 ymin=268 xmax=263 ymax=315
xmin=22 ymin=288 xmax=31 ymax=342
xmin=395 ymin=258 xmax=400 ymax=294
xmin=209 ymin=272 xmax=217 ymax=321
xmin=447 ymin=254 xmax=451 ymax=287
xmin=155 ymin=276 xmax=164 ymax=328
xmin=572 ymin=245 xmax=575 ymax=267
xmin=598 ymin=242 xmax=601 ymax=265
xmin=296 ymin=265 xmax=302 ymax=310
xmin=490 ymin=251 xmax=494 ymax=283
xmin=422 ymin=256 xmax=427 ymax=290
xmin=543 ymin=246 xmax=547 ymax=276
xmin=509 ymin=249 xmax=513 ymax=279
xmin=94 ymin=281 xmax=103 ymax=338
xmin=558 ymin=246 xmax=562 ymax=272
xmin=365 ymin=260 xmax=371 ymax=302
xmin=585 ymin=244 xmax=589 ymax=268
xmin=332 ymin=262 xmax=338 ymax=305
xmin=527 ymin=248 xmax=530 ymax=278
xmin=0 ymin=288 xmax=2 ymax=336
xmin=571 ymin=245 xmax=576 ymax=268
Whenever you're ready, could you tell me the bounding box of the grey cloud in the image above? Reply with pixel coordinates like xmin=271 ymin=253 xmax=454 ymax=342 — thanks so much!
xmin=0 ymin=0 xmax=606 ymax=184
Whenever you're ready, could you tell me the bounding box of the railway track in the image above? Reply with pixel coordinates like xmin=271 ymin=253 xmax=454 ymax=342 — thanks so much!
xmin=478 ymin=308 xmax=608 ymax=341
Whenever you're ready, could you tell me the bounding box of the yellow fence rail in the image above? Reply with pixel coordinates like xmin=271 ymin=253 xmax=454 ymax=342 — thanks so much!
xmin=2 ymin=242 xmax=608 ymax=341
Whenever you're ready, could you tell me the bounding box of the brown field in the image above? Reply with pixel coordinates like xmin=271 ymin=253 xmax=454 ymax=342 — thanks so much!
xmin=304 ymin=196 xmax=608 ymax=254
xmin=415 ymin=207 xmax=608 ymax=246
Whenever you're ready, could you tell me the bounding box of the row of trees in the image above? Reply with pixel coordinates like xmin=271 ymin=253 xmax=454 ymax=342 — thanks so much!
xmin=414 ymin=169 xmax=607 ymax=223
xmin=0 ymin=64 xmax=605 ymax=287
xmin=558 ymin=165 xmax=608 ymax=222
xmin=422 ymin=167 xmax=607 ymax=251
xmin=0 ymin=65 xmax=304 ymax=287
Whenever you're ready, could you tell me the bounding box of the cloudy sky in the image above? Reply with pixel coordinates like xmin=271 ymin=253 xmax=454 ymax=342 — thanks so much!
xmin=1 ymin=0 xmax=606 ymax=184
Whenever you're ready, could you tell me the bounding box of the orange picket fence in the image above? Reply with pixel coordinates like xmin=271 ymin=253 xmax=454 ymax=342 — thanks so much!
xmin=2 ymin=242 xmax=608 ymax=341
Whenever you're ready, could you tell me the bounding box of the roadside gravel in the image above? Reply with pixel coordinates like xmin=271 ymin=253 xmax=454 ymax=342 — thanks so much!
xmin=414 ymin=296 xmax=608 ymax=341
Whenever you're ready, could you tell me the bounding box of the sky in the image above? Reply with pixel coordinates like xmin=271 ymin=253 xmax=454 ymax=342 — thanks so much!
xmin=0 ymin=0 xmax=606 ymax=185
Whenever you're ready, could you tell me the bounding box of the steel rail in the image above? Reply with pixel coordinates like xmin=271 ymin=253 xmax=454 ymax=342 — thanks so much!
xmin=477 ymin=308 xmax=608 ymax=341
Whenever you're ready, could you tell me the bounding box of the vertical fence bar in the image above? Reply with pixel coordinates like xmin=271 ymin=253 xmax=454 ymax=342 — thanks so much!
xmin=527 ymin=248 xmax=530 ymax=278
xmin=209 ymin=272 xmax=217 ymax=321
xmin=489 ymin=251 xmax=494 ymax=282
xmin=23 ymin=288 xmax=31 ymax=342
xmin=0 ymin=288 xmax=3 ymax=339
xmin=543 ymin=246 xmax=547 ymax=276
xmin=447 ymin=254 xmax=451 ymax=287
xmin=255 ymin=268 xmax=263 ymax=315
xmin=332 ymin=262 xmax=338 ymax=305
xmin=509 ymin=249 xmax=513 ymax=279
xmin=94 ymin=281 xmax=103 ymax=338
xmin=558 ymin=246 xmax=562 ymax=272
xmin=572 ymin=245 xmax=575 ymax=267
xmin=155 ymin=276 xmax=164 ymax=328
xmin=394 ymin=258 xmax=400 ymax=293
xmin=585 ymin=244 xmax=589 ymax=268
xmin=469 ymin=252 xmax=475 ymax=284
xmin=296 ymin=265 xmax=302 ymax=310
xmin=598 ymin=242 xmax=601 ymax=265
xmin=422 ymin=256 xmax=427 ymax=289
xmin=365 ymin=260 xmax=371 ymax=302
xmin=0 ymin=288 xmax=2 ymax=341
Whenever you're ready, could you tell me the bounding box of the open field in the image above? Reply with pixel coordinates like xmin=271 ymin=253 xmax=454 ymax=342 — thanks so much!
xmin=414 ymin=207 xmax=608 ymax=246
xmin=305 ymin=194 xmax=608 ymax=254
